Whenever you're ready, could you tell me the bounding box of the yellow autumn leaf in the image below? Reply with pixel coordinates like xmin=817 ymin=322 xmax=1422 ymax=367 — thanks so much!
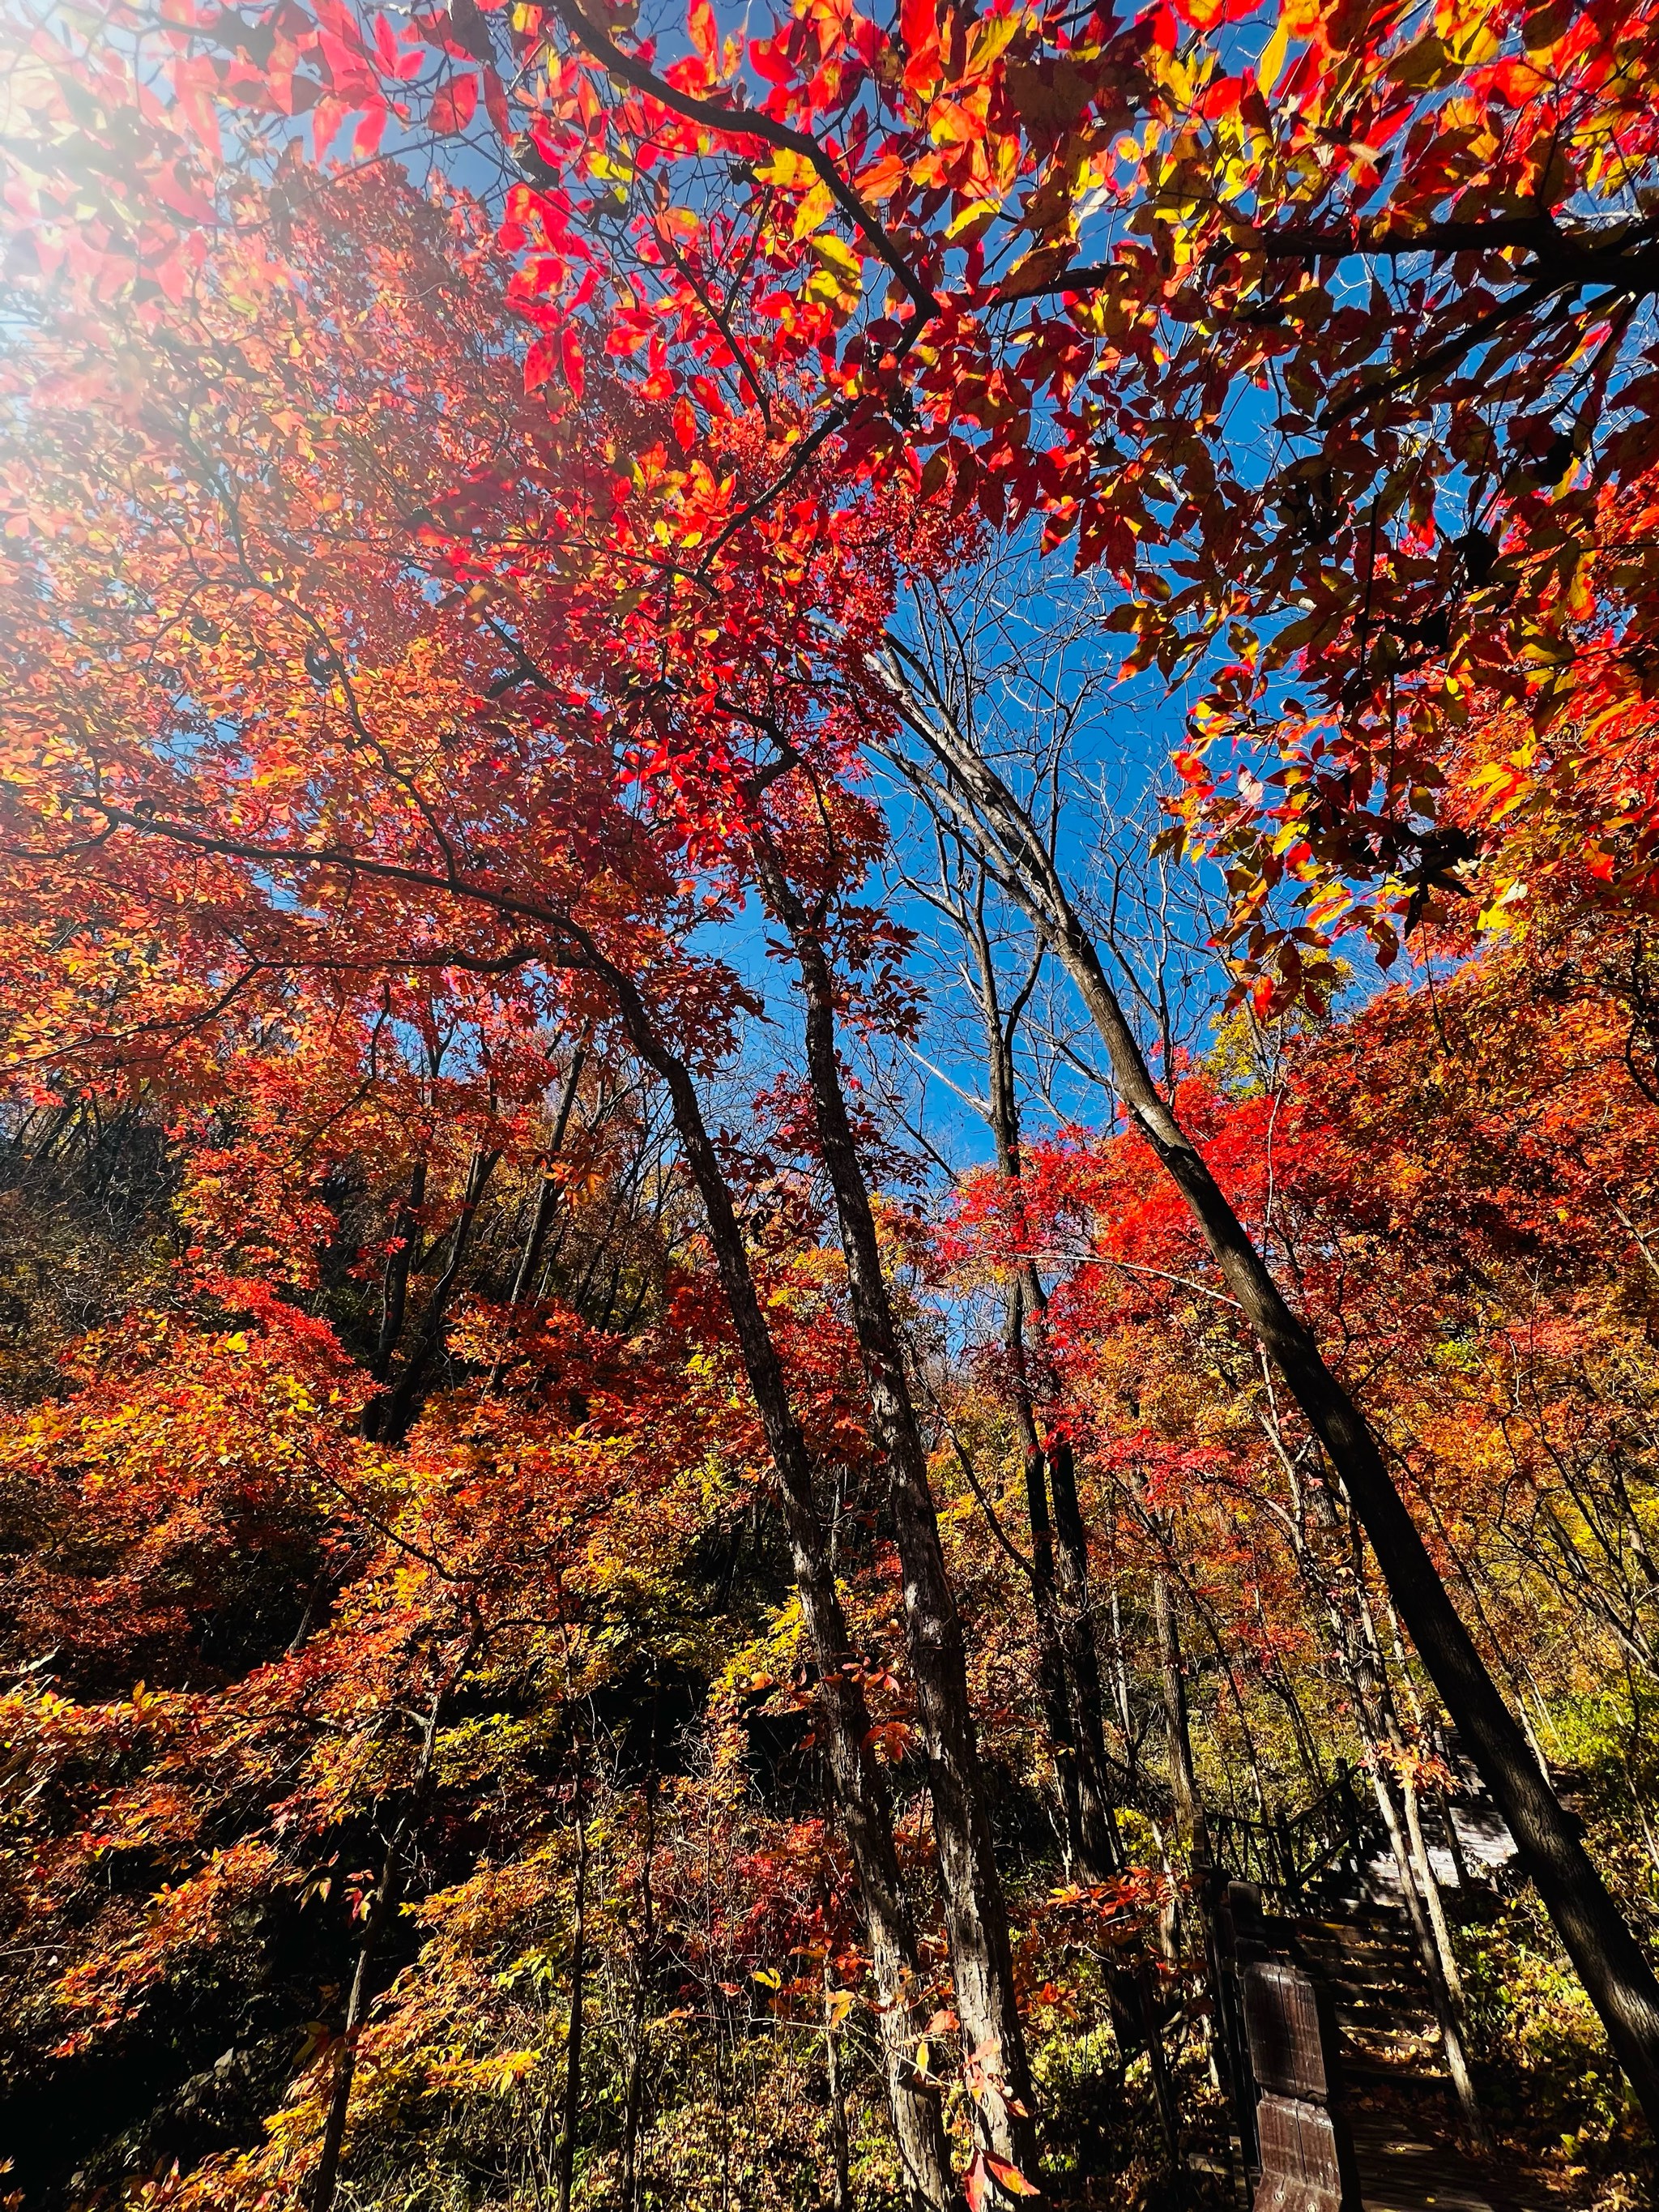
xmin=1257 ymin=16 xmax=1290 ymax=92
xmin=966 ymin=11 xmax=1021 ymax=75
xmin=946 ymin=195 xmax=1001 ymax=239
xmin=809 ymin=230 xmax=863 ymax=282
xmin=753 ymin=147 xmax=815 ymax=190
xmin=792 ymin=181 xmax=835 ymax=239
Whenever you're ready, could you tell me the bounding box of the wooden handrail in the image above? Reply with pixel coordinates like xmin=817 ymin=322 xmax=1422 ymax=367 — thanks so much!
xmin=1208 ymin=1764 xmax=1369 ymax=1901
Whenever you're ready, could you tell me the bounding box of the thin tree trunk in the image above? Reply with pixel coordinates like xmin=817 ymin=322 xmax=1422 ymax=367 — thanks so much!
xmin=621 ymin=2002 xmax=646 ymax=2212
xmin=365 ymin=1158 xmax=426 ymax=1404
xmin=1154 ymin=1557 xmax=1243 ymax=2121
xmin=1363 ymin=1751 xmax=1489 ymax=2146
xmin=621 ymin=1761 xmax=658 ymax=2212
xmin=1401 ymin=1765 xmax=1467 ymax=2007
xmin=489 ymin=1050 xmax=589 ymax=1394
xmin=557 ymin=1787 xmax=589 ymax=2212
xmin=960 ymin=889 xmax=1120 ymax=1885
xmin=582 ymin=948 xmax=952 ymax=2210
xmin=1296 ymin=1509 xmax=1489 ymax=2143
xmin=1060 ymin=919 xmax=1659 ymax=2120
xmin=373 ymin=1146 xmax=501 ymax=1441
xmin=1009 ymin=1284 xmax=1087 ymax=1868
xmin=825 ymin=1958 xmax=852 ymax=2212
xmin=780 ymin=903 xmax=1038 ymax=2187
xmin=1153 ymin=1566 xmax=1209 ymax=1866
xmin=512 ymin=1048 xmax=587 ymax=1306
xmin=1353 ymin=1572 xmax=1472 ymax=2015
xmin=1039 ymin=1423 xmax=1123 ymax=1877
xmin=881 ymin=676 xmax=1659 ymax=2127
xmin=1439 ymin=1784 xmax=1473 ymax=1892
xmin=310 ymin=1646 xmax=469 ymax=2212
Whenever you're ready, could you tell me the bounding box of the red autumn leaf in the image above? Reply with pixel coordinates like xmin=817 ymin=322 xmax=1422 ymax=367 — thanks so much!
xmin=1169 ymin=0 xmax=1259 ymax=22
xmin=428 ymin=70 xmax=479 ymax=133
xmin=687 ymin=0 xmax=717 ymax=65
xmin=561 ymin=323 xmax=586 ymax=397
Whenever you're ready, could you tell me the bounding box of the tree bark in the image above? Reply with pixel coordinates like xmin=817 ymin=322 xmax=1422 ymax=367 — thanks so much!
xmin=557 ymin=1788 xmax=589 ymax=2212
xmin=373 ymin=1145 xmax=501 ymax=1442
xmin=310 ymin=1648 xmax=468 ymax=2212
xmin=780 ymin=906 xmax=1038 ymax=2189
xmin=586 ymin=955 xmax=953 ymax=2210
xmin=876 ymin=688 xmax=1659 ymax=2130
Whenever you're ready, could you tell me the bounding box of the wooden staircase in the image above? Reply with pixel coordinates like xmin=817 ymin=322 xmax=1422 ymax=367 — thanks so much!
xmin=1192 ymin=1786 xmax=1556 ymax=2212
xmin=1283 ymin=1904 xmax=1447 ymax=2101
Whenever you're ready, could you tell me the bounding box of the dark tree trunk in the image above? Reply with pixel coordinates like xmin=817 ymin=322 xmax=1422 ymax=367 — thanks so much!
xmin=879 ymin=695 xmax=1659 ymax=2128
xmin=778 ymin=906 xmax=1038 ymax=2189
xmin=372 ymin=1147 xmax=501 ymax=1441
xmin=1009 ymin=1285 xmax=1087 ymax=1866
xmin=1058 ymin=908 xmax=1659 ymax=2130
xmin=310 ymin=1875 xmax=395 ymax=2212
xmin=621 ymin=1761 xmax=658 ymax=2212
xmin=511 ymin=1048 xmax=587 ymax=1306
xmin=557 ymin=1792 xmax=589 ymax=2212
xmin=825 ymin=1958 xmax=853 ymax=2212
xmin=1023 ymin=1345 xmax=1122 ymax=1877
xmin=365 ymin=1158 xmax=426 ymax=1410
xmin=583 ymin=956 xmax=953 ymax=2210
xmin=310 ymin=1653 xmax=466 ymax=2212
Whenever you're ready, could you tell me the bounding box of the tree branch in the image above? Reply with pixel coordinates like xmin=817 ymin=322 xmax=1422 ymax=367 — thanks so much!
xmin=544 ymin=0 xmax=936 ymax=325
xmin=1000 ymin=215 xmax=1659 ymax=302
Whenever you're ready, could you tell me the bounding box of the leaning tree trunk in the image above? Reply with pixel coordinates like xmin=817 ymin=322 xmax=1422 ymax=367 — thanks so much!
xmin=876 ymin=690 xmax=1659 ymax=2129
xmin=582 ymin=952 xmax=953 ymax=2210
xmin=1063 ymin=922 xmax=1659 ymax=2124
xmin=557 ymin=1770 xmax=590 ymax=2212
xmin=311 ymin=1644 xmax=472 ymax=2212
xmin=965 ymin=893 xmax=1123 ymax=1885
xmin=784 ymin=917 xmax=1039 ymax=2189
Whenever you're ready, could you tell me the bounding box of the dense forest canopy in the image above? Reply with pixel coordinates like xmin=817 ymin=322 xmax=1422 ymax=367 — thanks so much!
xmin=3 ymin=0 xmax=1659 ymax=2206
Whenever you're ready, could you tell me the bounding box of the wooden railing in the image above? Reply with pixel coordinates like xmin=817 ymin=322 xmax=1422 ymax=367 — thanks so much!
xmin=1205 ymin=1761 xmax=1368 ymax=1904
